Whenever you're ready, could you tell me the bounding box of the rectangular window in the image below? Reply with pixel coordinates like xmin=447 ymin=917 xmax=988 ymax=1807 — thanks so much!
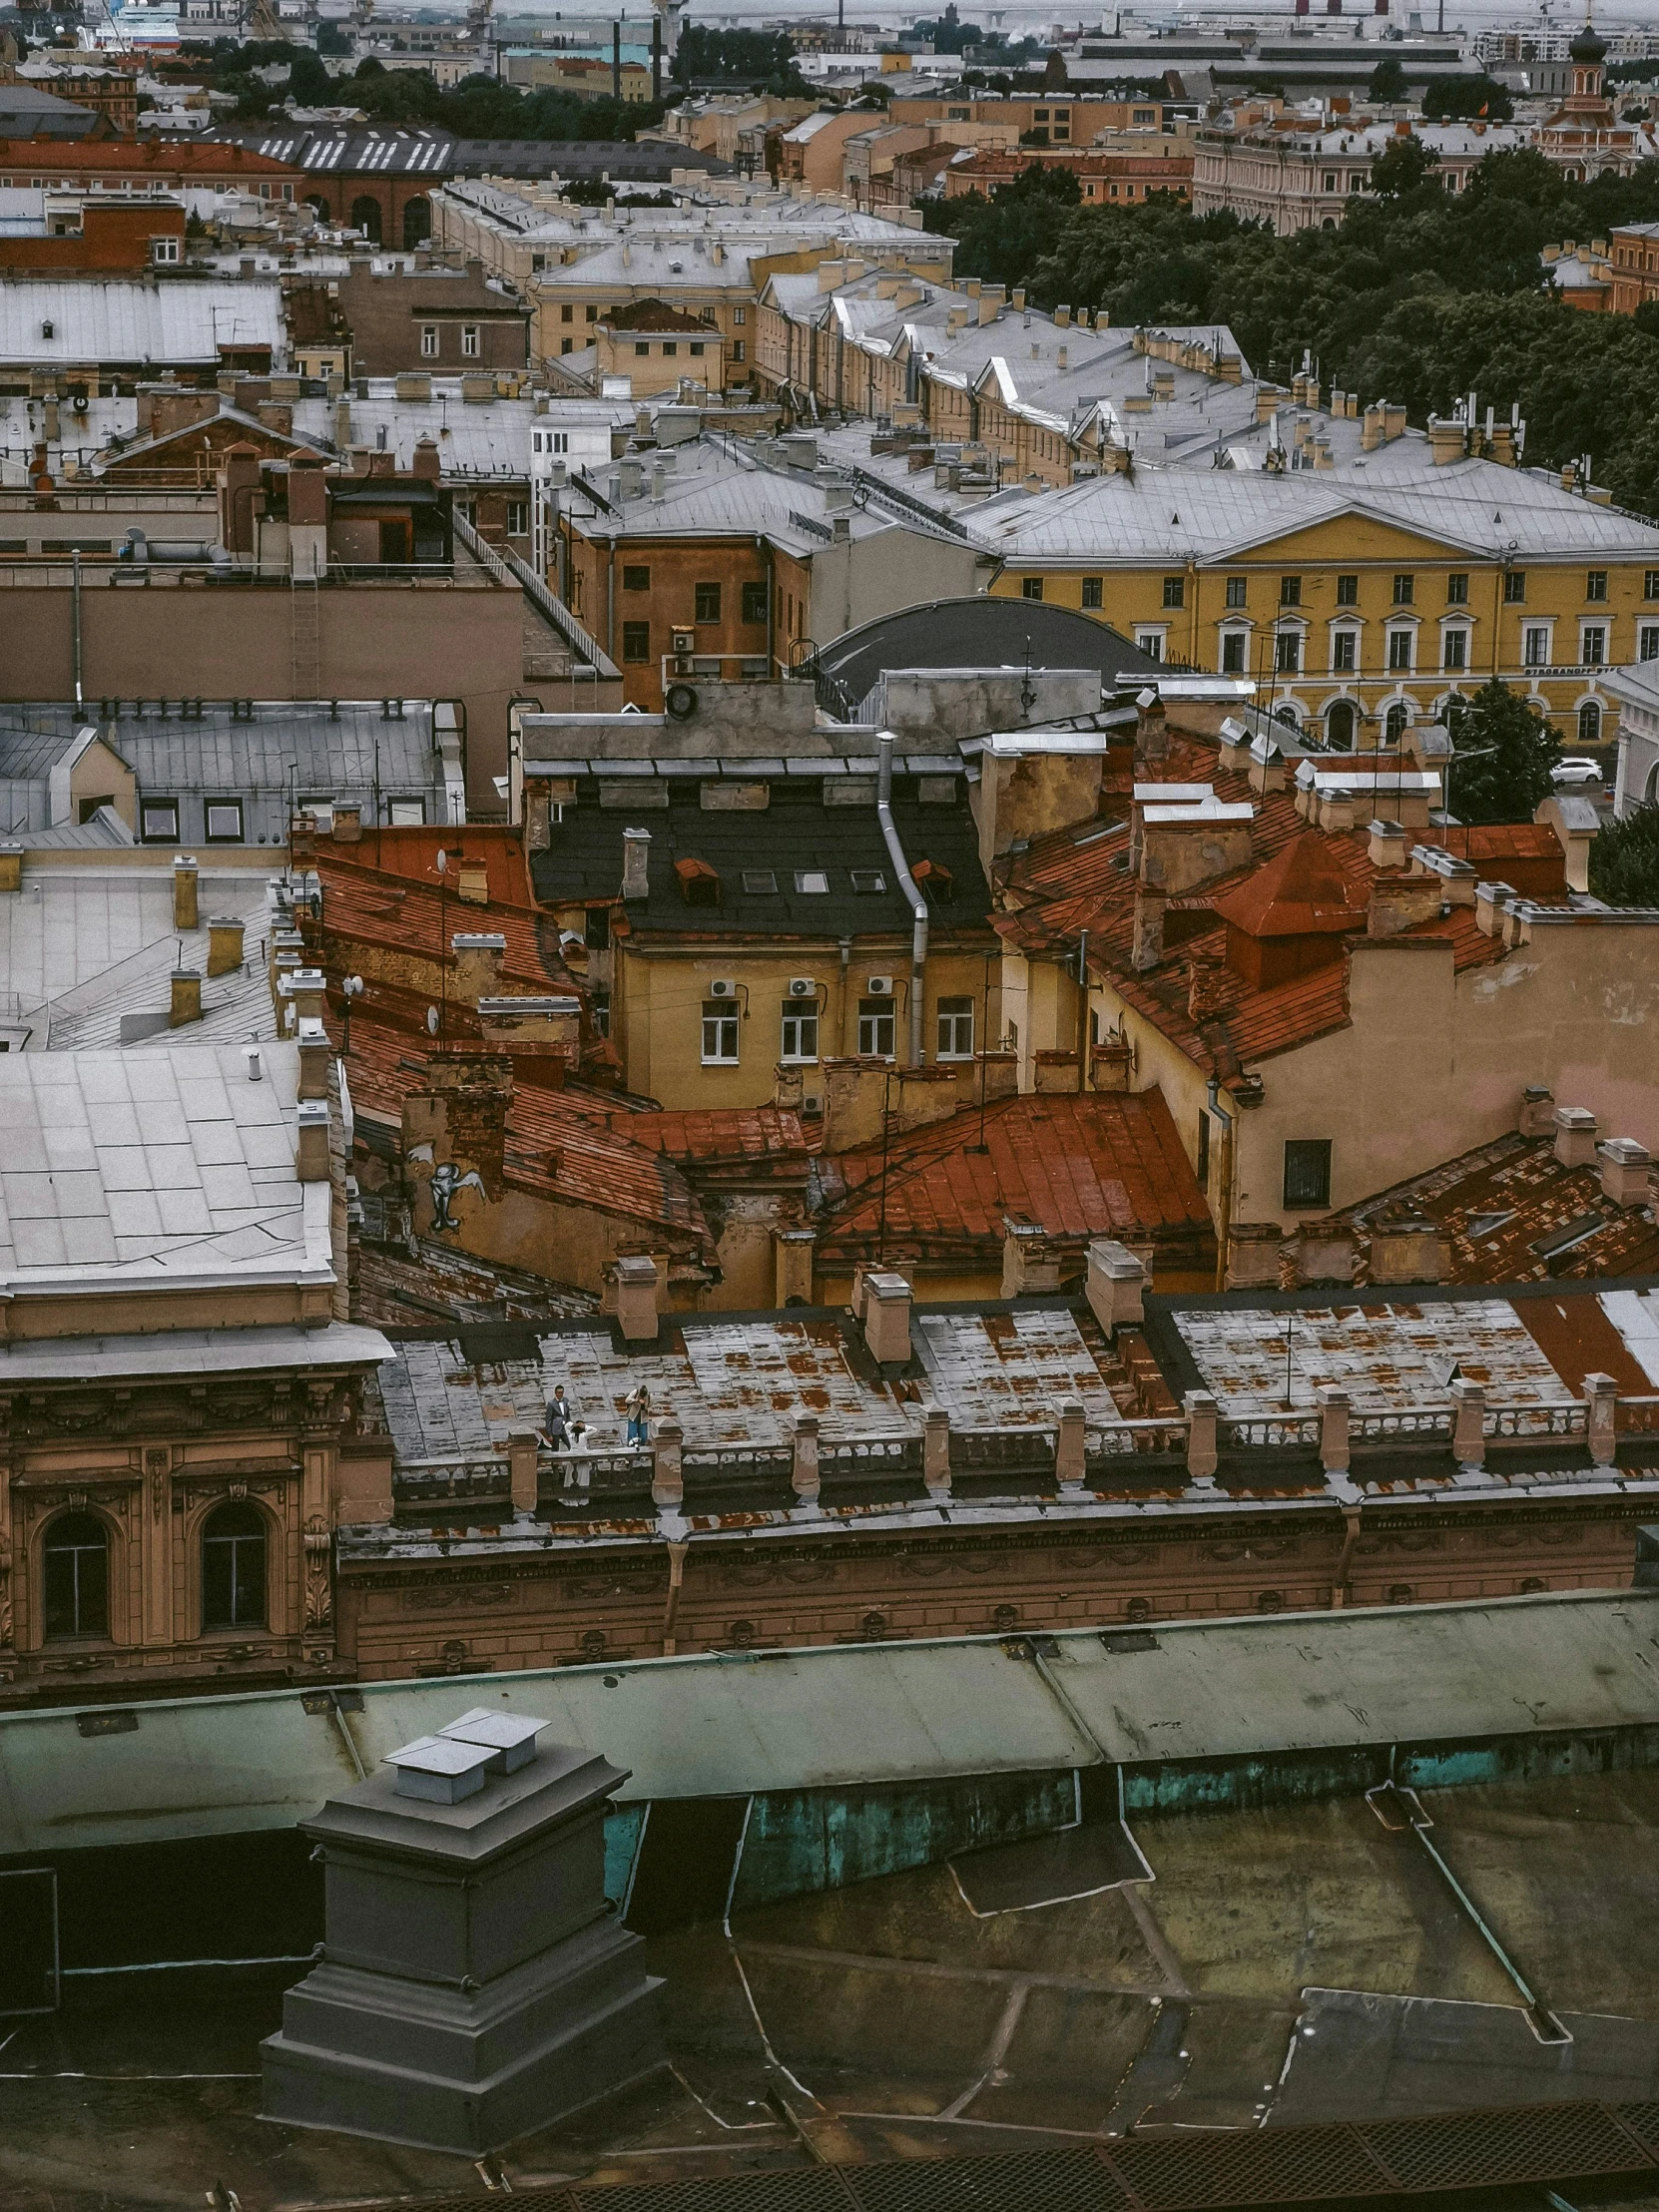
xmin=849 ymin=868 xmax=886 ymax=893
xmin=858 ymin=998 xmax=896 ymax=1057
xmin=1225 ymin=575 xmax=1248 ymax=610
xmin=1221 ymin=632 xmax=1247 ymax=674
xmin=1586 ymin=569 xmax=1608 ymax=602
xmin=1582 ymin=624 xmax=1606 ymax=665
xmin=936 ymin=996 xmax=974 ymax=1058
xmin=1021 ymin=576 xmax=1044 ymax=602
xmin=1446 ymin=572 xmax=1468 ymax=605
xmin=1524 ymin=625 xmax=1550 ymax=667
xmin=420 ymin=324 xmax=438 ymax=357
xmin=732 ymin=340 xmax=745 ymax=363
xmin=795 ymin=869 xmax=830 ymax=894
xmin=701 ymin=1002 xmax=739 ymax=1062
xmin=561 ymin=303 xmax=573 ymax=322
xmin=586 ymin=303 xmax=598 ymax=322
xmin=1283 ymin=1137 xmax=1332 ymax=1211
xmin=780 ymin=1005 xmax=819 ymax=1061
xmin=622 ymin=620 xmax=650 ymax=663
xmin=1641 ymin=623 xmax=1659 ymax=661
xmin=561 ymin=337 xmax=574 ymax=355
xmin=204 ymin=800 xmax=244 ymax=842
xmin=140 ymin=798 xmax=179 ymax=841
xmin=1323 ymin=170 xmax=1339 ymax=192
xmin=1275 ymin=630 xmax=1301 ymax=674
xmin=152 ymin=235 xmax=180 ymax=264
xmin=505 ymin=500 xmax=528 ymax=536
xmin=1280 ymin=575 xmax=1302 ymax=607
xmin=623 ymin=564 xmax=650 ymax=591
xmin=1332 ymin=631 xmax=1357 ymax=672
xmin=1196 ymin=1110 xmax=1210 ymax=1188
xmin=1504 ymin=571 xmax=1526 ymax=604
xmin=388 ymin=799 xmax=425 ymax=826
xmin=1162 ymin=574 xmax=1184 ymax=610
xmin=1137 ymin=631 xmax=1164 ymax=662
xmin=662 ymin=342 xmax=677 ymax=359
xmin=690 ymin=342 xmax=705 ymax=357
xmin=461 ymin=325 xmax=480 ymax=358
xmin=1387 ymin=629 xmax=1413 ymax=672
xmin=733 ymin=307 xmax=746 ymax=325
xmin=1391 ymin=574 xmax=1414 ymax=606
xmin=1336 ymin=574 xmax=1359 ymax=607
xmin=741 ymin=580 xmax=768 ymax=624
xmin=1442 ymin=629 xmax=1467 ymax=671
xmin=1081 ymin=576 xmax=1103 ymax=609
xmin=694 ymin=581 xmax=722 ymax=624
xmin=1646 ymin=570 xmax=1659 ymax=600
xmin=634 ymin=340 xmax=651 ymax=357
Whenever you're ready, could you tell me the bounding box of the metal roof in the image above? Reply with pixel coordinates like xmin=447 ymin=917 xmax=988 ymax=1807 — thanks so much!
xmin=815 ymin=595 xmax=1165 ymax=703
xmin=0 ymin=277 xmax=285 ymax=369
xmin=1 ymin=1590 xmax=1654 ymax=1855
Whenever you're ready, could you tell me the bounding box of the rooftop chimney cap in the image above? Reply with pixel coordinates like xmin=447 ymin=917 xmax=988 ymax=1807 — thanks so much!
xmin=382 ymin=1733 xmax=500 ymax=1804
xmin=437 ymin=1706 xmax=547 ymax=1773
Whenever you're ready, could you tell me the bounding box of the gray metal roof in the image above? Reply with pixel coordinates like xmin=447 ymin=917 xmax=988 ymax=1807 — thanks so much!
xmin=0 ymin=278 xmax=286 ymax=370
xmin=0 ymin=1590 xmax=1653 ymax=1855
xmin=815 ymin=596 xmax=1165 ymax=701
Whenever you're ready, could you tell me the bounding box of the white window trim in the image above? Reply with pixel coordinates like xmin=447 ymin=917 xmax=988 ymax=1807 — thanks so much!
xmin=1218 ymin=622 xmax=1252 ymax=675
xmin=1521 ymin=619 xmax=1555 ymax=668
xmin=1135 ymin=625 xmax=1170 ymax=661
xmin=1328 ymin=621 xmax=1362 ymax=674
xmin=1579 ymin=620 xmax=1609 ymax=667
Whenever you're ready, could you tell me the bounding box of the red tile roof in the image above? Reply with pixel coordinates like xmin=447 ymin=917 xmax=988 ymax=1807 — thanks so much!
xmin=997 ymin=741 xmax=1567 ymax=1081
xmin=1210 ymin=830 xmax=1364 ymax=939
xmin=604 ymin=1108 xmax=810 ymax=1169
xmin=815 ymin=1091 xmax=1214 ymax=1273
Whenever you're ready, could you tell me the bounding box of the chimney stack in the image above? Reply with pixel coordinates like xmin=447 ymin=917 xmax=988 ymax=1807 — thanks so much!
xmin=1553 ymin=1106 xmax=1599 ymax=1168
xmin=295 ymin=1098 xmax=331 ymax=1182
xmin=621 ymin=827 xmax=652 ymax=900
xmin=614 ymin=1254 xmax=661 ymax=1342
xmin=172 ymin=852 xmax=199 ymax=930
xmin=862 ymin=1270 xmax=912 ymax=1368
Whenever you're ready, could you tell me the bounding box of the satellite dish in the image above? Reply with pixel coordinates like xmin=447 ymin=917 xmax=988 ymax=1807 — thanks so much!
xmin=426 ymin=1005 xmax=440 ymax=1035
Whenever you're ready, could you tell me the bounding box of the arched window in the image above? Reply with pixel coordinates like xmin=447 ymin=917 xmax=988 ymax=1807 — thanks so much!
xmin=303 ymin=193 xmax=329 ymax=221
xmin=1384 ymin=701 xmax=1410 ymax=746
xmin=1578 ymin=699 xmax=1602 ymax=747
xmin=349 ymin=194 xmax=383 ymax=245
xmin=202 ymin=1501 xmax=267 ymax=1630
xmin=1327 ymin=700 xmax=1357 ymax=751
xmin=44 ymin=1512 xmax=109 ymax=1639
xmin=1274 ymin=703 xmax=1300 ymax=729
xmin=402 ymin=196 xmax=430 ymax=250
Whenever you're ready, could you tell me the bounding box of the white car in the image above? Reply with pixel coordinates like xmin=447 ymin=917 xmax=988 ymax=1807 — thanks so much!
xmin=1550 ymin=757 xmax=1604 ymax=786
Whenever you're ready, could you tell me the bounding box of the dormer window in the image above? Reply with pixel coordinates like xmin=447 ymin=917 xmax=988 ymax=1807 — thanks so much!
xmin=674 ymin=856 xmax=720 ymax=907
xmin=41 ymin=320 xmax=54 ymax=339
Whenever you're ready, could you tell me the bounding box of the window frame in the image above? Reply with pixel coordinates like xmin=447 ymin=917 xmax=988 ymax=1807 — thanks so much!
xmin=201 ymin=1501 xmax=268 ymax=1632
xmin=622 ymin=563 xmax=651 ymax=592
xmin=700 ymin=1000 xmax=740 ymax=1063
xmin=1523 ymin=623 xmax=1552 ymax=668
xmin=419 ymin=323 xmax=438 ymax=358
xmin=1283 ymin=1137 xmax=1332 ymax=1211
xmin=741 ymin=579 xmax=768 ymax=625
xmin=857 ymin=996 xmax=896 ymax=1059
xmin=694 ymin=580 xmax=722 ymax=625
xmin=203 ymin=798 xmax=245 ymax=843
xmin=1503 ymin=570 xmax=1526 ymax=604
xmin=1021 ymin=576 xmax=1044 ymax=602
xmin=1335 ymin=574 xmax=1359 ymax=607
xmin=1330 ymin=628 xmax=1358 ymax=673
xmin=1580 ymin=622 xmax=1607 ymax=667
xmin=935 ymin=995 xmax=974 ymax=1059
xmin=1445 ymin=572 xmax=1469 ymax=606
xmin=42 ymin=1511 xmax=110 ymax=1642
xmin=1586 ymin=568 xmax=1608 ymax=603
xmin=1081 ymin=575 xmax=1103 ymax=609
xmin=1162 ymin=574 xmax=1185 ymax=610
xmin=140 ymin=796 xmax=180 ymax=842
xmin=1279 ymin=575 xmax=1303 ymax=608
xmin=1391 ymin=573 xmax=1414 ymax=607
xmin=779 ymin=1004 xmax=819 ymax=1062
xmin=460 ymin=323 xmax=480 ymax=358
xmin=621 ymin=619 xmax=651 ymax=664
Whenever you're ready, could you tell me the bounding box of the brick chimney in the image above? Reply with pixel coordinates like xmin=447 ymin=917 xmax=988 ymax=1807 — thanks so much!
xmin=862 ymin=1270 xmax=912 ymax=1368
xmin=1553 ymin=1106 xmax=1598 ymax=1167
xmin=451 ymin=931 xmax=506 ymax=1003
xmin=621 ymin=827 xmax=651 ymax=900
xmin=1085 ymin=1238 xmax=1145 ymax=1336
xmin=172 ymin=852 xmax=199 ymax=929
xmin=1001 ymin=1220 xmax=1061 ymax=1297
xmin=614 ymin=1254 xmax=661 ymax=1342
xmin=1598 ymin=1138 xmax=1651 ymax=1207
xmin=295 ymin=1098 xmax=331 ymax=1182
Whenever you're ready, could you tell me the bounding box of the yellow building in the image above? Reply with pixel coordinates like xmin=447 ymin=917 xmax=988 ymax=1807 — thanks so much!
xmin=986 ymin=403 xmax=1659 ymax=754
xmin=521 ymin=753 xmax=1000 ymax=1113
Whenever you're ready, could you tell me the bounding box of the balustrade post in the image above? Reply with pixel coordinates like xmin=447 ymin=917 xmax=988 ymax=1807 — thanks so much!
xmin=793 ymin=1410 xmax=821 ymax=1504
xmin=507 ymin=1430 xmax=540 ymax=1519
xmin=923 ymin=1403 xmax=951 ymax=1495
xmin=652 ymin=1416 xmax=684 ymax=1510
xmin=1056 ymin=1398 xmax=1086 ymax=1489
xmin=1184 ymin=1389 xmax=1219 ymax=1484
xmin=1583 ymin=1373 xmax=1618 ymax=1467
xmin=1450 ymin=1380 xmax=1486 ymax=1474
xmin=1318 ymin=1387 xmax=1351 ymax=1478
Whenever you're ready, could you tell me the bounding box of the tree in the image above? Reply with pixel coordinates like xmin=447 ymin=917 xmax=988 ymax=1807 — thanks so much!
xmin=1421 ymin=73 xmax=1514 ymax=123
xmin=1590 ymin=804 xmax=1659 ymax=905
xmin=922 ymin=161 xmax=1080 ymax=289
xmin=1443 ymin=682 xmax=1561 ymax=824
xmin=1368 ymin=133 xmax=1439 ymax=198
xmin=1367 ymin=55 xmax=1410 ymax=103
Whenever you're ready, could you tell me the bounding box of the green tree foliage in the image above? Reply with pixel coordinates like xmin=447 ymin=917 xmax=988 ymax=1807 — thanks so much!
xmin=959 ymin=144 xmax=1659 ymax=515
xmin=914 ymin=6 xmax=975 ymax=56
xmin=922 ymin=162 xmax=1081 ymax=290
xmin=1421 ymin=73 xmax=1514 ymax=122
xmin=1589 ymin=803 xmax=1659 ymax=904
xmin=1367 ymin=56 xmax=1410 ymax=102
xmin=316 ymin=21 xmax=350 ymax=55
xmin=1443 ymin=682 xmax=1561 ymax=824
xmin=198 ymin=39 xmax=660 ymax=138
xmin=672 ymin=27 xmax=807 ymax=92
xmin=1367 ymin=132 xmax=1439 ymax=196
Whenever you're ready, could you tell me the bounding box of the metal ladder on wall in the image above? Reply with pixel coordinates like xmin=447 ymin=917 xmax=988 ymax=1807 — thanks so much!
xmin=290 ymin=574 xmax=321 ymax=701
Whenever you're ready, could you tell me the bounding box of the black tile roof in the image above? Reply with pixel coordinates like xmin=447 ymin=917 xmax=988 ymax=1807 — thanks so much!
xmin=530 ymin=781 xmax=992 ymax=939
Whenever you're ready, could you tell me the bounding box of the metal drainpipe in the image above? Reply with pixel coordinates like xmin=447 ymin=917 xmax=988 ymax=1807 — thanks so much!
xmin=71 ymin=548 xmax=83 ymax=709
xmin=606 ymin=533 xmax=617 ymax=664
xmin=1206 ymin=1077 xmax=1234 ymax=1294
xmin=877 ymin=731 xmax=927 ymax=1068
xmin=761 ymin=532 xmax=775 ymax=677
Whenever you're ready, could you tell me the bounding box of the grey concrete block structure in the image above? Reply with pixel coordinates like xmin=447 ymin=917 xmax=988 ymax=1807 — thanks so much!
xmin=260 ymin=1716 xmax=664 ymax=2154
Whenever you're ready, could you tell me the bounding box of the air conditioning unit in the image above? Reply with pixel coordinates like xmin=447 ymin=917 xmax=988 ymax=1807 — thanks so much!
xmin=865 ymin=974 xmax=894 ymax=996
xmin=788 ymin=976 xmax=816 ymax=998
xmin=707 ymin=977 xmax=739 ymax=999
xmin=671 ymin=629 xmax=695 ymax=656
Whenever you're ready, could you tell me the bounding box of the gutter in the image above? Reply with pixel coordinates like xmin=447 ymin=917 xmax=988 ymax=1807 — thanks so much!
xmin=877 ymin=731 xmax=927 ymax=1069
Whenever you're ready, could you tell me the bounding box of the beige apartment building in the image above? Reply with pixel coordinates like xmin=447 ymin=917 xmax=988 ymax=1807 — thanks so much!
xmin=0 ymin=1034 xmax=394 ymax=1709
xmin=1193 ymin=118 xmax=1524 ymax=235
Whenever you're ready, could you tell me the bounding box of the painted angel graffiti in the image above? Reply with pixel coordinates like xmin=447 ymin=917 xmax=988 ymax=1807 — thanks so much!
xmin=407 ymin=1142 xmax=487 ymax=1234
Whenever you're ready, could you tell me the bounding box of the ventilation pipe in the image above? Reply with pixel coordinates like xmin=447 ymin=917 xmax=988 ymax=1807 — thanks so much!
xmin=877 ymin=731 xmax=927 ymax=1068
